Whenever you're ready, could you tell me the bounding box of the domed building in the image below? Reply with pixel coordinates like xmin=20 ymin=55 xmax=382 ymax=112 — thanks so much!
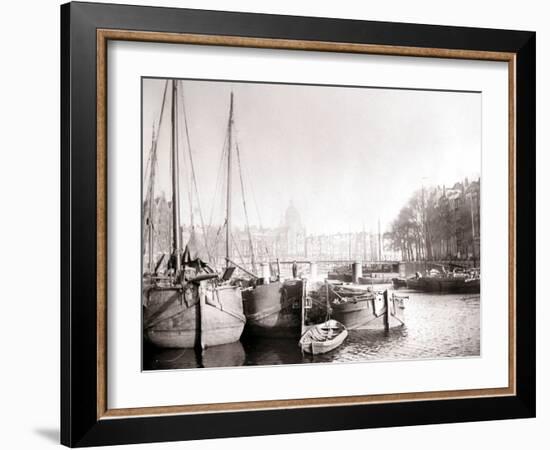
xmin=278 ymin=201 xmax=306 ymax=257
xmin=284 ymin=201 xmax=302 ymax=230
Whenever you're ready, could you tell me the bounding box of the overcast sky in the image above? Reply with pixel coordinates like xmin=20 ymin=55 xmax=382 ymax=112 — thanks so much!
xmin=142 ymin=78 xmax=480 ymax=235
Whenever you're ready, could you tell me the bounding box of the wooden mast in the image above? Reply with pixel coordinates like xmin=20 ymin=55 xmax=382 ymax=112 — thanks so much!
xmin=144 ymin=81 xmax=168 ymax=274
xmin=225 ymin=92 xmax=234 ymax=268
xmin=146 ymin=124 xmax=156 ymax=274
xmin=171 ymin=79 xmax=182 ymax=274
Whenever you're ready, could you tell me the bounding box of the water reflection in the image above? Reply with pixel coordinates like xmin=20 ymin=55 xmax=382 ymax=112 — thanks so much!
xmin=143 ymin=289 xmax=480 ymax=370
xmin=144 ymin=341 xmax=246 ymax=370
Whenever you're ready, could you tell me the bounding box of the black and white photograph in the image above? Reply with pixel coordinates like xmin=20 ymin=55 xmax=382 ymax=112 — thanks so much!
xmin=0 ymin=0 xmax=542 ymax=447
xmin=141 ymin=77 xmax=481 ymax=370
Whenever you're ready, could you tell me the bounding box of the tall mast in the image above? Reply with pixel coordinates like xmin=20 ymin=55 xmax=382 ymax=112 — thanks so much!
xmin=147 ymin=124 xmax=156 ymax=273
xmin=225 ymin=92 xmax=234 ymax=268
xmin=171 ymin=80 xmax=182 ymax=273
xmin=144 ymin=80 xmax=168 ymax=274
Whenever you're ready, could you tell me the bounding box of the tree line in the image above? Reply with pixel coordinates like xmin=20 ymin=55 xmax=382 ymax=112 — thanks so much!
xmin=387 ymin=178 xmax=480 ymax=263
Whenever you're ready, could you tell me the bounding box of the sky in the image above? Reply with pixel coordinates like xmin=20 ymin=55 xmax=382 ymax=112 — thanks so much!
xmin=142 ymin=78 xmax=481 ymax=235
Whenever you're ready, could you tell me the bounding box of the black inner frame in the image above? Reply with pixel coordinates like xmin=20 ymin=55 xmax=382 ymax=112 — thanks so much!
xmin=61 ymin=2 xmax=535 ymax=447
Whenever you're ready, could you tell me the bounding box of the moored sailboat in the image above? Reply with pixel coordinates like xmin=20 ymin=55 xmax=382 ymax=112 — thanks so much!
xmin=212 ymin=92 xmax=306 ymax=338
xmin=142 ymin=80 xmax=245 ymax=349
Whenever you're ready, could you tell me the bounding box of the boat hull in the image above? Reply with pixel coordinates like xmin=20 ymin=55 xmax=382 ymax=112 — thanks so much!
xmin=243 ymin=280 xmax=303 ymax=338
xmin=392 ymin=277 xmax=408 ymax=289
xmin=144 ymin=283 xmax=245 ymax=348
xmin=406 ymin=277 xmax=428 ymax=290
xmin=331 ymin=295 xmax=405 ymax=330
xmin=408 ymin=277 xmax=480 ymax=293
xmin=311 ymin=329 xmax=348 ymax=354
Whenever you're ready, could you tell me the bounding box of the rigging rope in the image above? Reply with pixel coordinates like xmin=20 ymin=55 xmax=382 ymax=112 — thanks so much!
xmin=230 ymin=230 xmax=247 ymax=270
xmin=179 ymin=86 xmax=214 ymax=263
xmin=232 ymin=121 xmax=270 ymax=262
xmin=143 ymin=80 xmax=169 ymax=266
xmin=235 ymin=143 xmax=257 ymax=274
xmin=174 ymin=83 xmax=194 ymax=237
xmin=207 ymin=132 xmax=229 ymax=235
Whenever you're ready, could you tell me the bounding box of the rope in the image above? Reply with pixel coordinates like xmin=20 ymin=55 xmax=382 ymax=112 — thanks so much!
xmin=143 ymin=80 xmax=169 ymax=267
xmin=230 ymin=230 xmax=247 ymax=269
xmin=206 ymin=132 xmax=229 ymax=246
xmin=235 ymin=143 xmax=256 ymax=274
xmin=233 ymin=121 xmax=270 ymax=262
xmin=174 ymin=84 xmax=194 ymax=235
xmin=179 ymin=87 xmax=214 ymax=263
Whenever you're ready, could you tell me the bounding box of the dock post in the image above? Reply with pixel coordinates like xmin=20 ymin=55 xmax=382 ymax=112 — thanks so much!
xmin=383 ymin=290 xmax=390 ymax=332
xmin=352 ymin=261 xmax=363 ymax=283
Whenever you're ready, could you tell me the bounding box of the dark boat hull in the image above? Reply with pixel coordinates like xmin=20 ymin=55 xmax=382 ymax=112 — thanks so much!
xmin=392 ymin=277 xmax=408 ymax=289
xmin=408 ymin=277 xmax=480 ymax=293
xmin=406 ymin=277 xmax=428 ymax=290
xmin=143 ymin=283 xmax=245 ymax=348
xmin=243 ymin=280 xmax=303 ymax=338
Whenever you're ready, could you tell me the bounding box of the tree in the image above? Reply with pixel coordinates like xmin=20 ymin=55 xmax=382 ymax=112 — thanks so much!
xmin=388 ymin=178 xmax=480 ymax=262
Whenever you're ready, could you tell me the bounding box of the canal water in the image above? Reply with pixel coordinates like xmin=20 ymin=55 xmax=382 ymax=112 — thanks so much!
xmin=142 ymin=286 xmax=480 ymax=371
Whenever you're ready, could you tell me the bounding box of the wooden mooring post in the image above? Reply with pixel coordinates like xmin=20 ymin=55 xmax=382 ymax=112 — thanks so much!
xmin=383 ymin=289 xmax=390 ymax=332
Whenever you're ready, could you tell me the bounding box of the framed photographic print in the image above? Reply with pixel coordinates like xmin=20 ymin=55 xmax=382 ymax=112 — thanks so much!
xmin=61 ymin=1 xmax=536 ymax=447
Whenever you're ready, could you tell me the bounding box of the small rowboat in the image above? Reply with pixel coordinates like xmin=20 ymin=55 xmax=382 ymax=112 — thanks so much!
xmin=299 ymin=319 xmax=348 ymax=355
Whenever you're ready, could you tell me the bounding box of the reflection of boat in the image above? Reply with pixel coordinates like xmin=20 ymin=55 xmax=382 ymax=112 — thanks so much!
xmin=299 ymin=319 xmax=347 ymax=355
xmin=144 ymin=341 xmax=246 ymax=370
xmin=142 ymin=80 xmax=245 ymax=349
xmin=318 ymin=283 xmax=406 ymax=330
xmin=202 ymin=341 xmax=246 ymax=368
